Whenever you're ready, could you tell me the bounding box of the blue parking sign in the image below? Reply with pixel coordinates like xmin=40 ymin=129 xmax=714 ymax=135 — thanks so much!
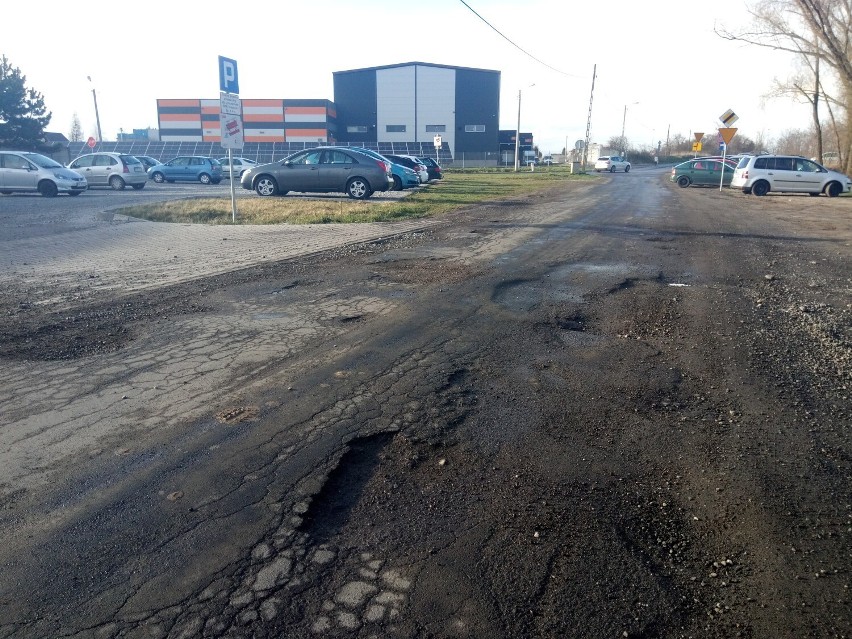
xmin=219 ymin=56 xmax=239 ymax=94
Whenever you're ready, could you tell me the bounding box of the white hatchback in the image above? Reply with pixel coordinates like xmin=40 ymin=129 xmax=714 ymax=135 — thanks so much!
xmin=216 ymin=157 xmax=258 ymax=178
xmin=0 ymin=151 xmax=88 ymax=197
xmin=594 ymin=155 xmax=631 ymax=173
xmin=68 ymin=152 xmax=147 ymax=190
xmin=731 ymin=154 xmax=851 ymax=197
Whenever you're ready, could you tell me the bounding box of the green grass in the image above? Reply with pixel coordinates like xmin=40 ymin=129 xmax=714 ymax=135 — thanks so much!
xmin=116 ymin=167 xmax=594 ymax=225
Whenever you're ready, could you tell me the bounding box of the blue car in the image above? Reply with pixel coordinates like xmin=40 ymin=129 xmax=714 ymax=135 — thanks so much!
xmin=147 ymin=156 xmax=223 ymax=184
xmin=326 ymin=147 xmax=419 ymax=191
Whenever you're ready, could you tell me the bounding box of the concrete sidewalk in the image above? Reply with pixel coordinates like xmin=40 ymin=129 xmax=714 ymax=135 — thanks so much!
xmin=1 ymin=214 xmax=438 ymax=297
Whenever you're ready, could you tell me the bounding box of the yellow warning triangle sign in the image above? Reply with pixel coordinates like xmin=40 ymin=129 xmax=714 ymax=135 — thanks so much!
xmin=719 ymin=128 xmax=738 ymax=144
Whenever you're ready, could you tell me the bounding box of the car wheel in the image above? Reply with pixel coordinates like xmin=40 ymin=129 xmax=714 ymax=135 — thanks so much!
xmin=199 ymin=173 xmax=212 ymax=185
xmin=677 ymin=176 xmax=691 ymax=188
xmin=68 ymin=191 xmax=83 ymax=196
xmin=752 ymin=180 xmax=770 ymax=196
xmin=151 ymin=172 xmax=165 ymax=183
xmin=625 ymin=165 xmax=631 ymax=173
xmin=347 ymin=177 xmax=373 ymax=199
xmin=826 ymin=181 xmax=842 ymax=197
xmin=609 ymin=166 xmax=615 ymax=173
xmin=38 ymin=181 xmax=58 ymax=197
xmin=109 ymin=175 xmax=126 ymax=190
xmin=131 ymin=183 xmax=145 ymax=190
xmin=254 ymin=176 xmax=279 ymax=196
xmin=391 ymin=175 xmax=402 ymax=191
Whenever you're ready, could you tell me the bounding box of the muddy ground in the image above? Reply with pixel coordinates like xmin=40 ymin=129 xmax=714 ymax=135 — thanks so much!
xmin=0 ymin=172 xmax=849 ymax=638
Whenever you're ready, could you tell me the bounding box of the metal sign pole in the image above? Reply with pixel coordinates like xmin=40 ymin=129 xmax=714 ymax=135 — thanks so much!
xmin=229 ymin=148 xmax=237 ymax=223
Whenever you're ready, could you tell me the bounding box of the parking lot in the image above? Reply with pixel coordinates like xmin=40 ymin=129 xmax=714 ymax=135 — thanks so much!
xmin=0 ymin=181 xmax=434 ymax=304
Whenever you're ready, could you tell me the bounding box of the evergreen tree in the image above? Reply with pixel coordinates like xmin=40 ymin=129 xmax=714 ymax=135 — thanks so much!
xmin=0 ymin=55 xmax=52 ymax=148
xmin=70 ymin=112 xmax=83 ymax=142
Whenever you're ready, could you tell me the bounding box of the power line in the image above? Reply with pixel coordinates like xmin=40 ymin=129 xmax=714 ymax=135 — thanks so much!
xmin=457 ymin=0 xmax=584 ymax=78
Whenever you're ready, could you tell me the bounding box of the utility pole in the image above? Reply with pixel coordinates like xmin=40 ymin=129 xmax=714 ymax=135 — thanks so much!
xmin=514 ymin=88 xmax=522 ymax=172
xmin=87 ymin=76 xmax=103 ymax=142
xmin=582 ymin=64 xmax=596 ymax=173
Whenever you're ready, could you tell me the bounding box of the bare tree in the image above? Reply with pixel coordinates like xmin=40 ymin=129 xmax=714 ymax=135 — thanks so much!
xmin=717 ymin=0 xmax=852 ymax=172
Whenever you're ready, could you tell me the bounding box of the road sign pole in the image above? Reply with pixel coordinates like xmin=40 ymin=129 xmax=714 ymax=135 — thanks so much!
xmin=229 ymin=148 xmax=237 ymax=223
xmin=720 ymin=145 xmax=728 ymax=192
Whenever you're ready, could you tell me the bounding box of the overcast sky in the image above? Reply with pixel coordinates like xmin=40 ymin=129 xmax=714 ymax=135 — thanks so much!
xmin=2 ymin=0 xmax=810 ymax=154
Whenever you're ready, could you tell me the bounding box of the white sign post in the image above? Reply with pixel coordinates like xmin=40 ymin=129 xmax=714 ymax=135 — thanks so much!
xmin=219 ymin=57 xmax=242 ymax=223
xmin=718 ymin=108 xmax=739 ymax=192
xmin=433 ymin=134 xmax=442 ymax=161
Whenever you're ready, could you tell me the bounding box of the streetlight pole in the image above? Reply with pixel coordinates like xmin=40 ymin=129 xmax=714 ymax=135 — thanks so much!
xmin=514 ymin=89 xmax=522 ymax=172
xmin=514 ymin=84 xmax=534 ymax=172
xmin=87 ymin=75 xmax=103 ymax=142
xmin=620 ymin=101 xmax=638 ymax=157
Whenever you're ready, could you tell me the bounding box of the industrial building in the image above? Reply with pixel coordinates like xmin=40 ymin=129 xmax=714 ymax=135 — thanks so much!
xmin=151 ymin=61 xmax=502 ymax=162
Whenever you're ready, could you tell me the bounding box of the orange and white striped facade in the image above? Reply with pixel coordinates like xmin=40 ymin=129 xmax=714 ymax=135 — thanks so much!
xmin=157 ymin=98 xmax=337 ymax=143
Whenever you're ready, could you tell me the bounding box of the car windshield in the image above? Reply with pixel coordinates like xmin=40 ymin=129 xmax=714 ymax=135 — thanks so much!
xmin=22 ymin=153 xmax=62 ymax=169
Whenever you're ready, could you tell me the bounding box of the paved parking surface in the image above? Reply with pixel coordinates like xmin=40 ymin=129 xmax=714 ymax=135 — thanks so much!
xmin=0 ymin=183 xmax=434 ymax=300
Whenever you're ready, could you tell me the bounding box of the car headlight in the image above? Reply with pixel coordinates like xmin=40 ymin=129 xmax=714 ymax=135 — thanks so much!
xmin=54 ymin=172 xmax=68 ymax=180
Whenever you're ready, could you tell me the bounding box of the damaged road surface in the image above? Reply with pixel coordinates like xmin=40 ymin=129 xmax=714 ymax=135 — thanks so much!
xmin=0 ymin=172 xmax=849 ymax=638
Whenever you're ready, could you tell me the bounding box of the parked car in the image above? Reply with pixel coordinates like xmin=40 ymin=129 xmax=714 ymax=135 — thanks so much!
xmin=385 ymin=154 xmax=429 ymax=183
xmin=418 ymin=156 xmax=443 ymax=180
xmin=240 ymin=147 xmax=393 ymax=199
xmin=216 ymin=156 xmax=258 ymax=178
xmin=329 ymin=147 xmax=419 ymax=191
xmin=68 ymin=152 xmax=147 ymax=190
xmin=135 ymin=156 xmax=161 ymax=171
xmin=670 ymin=158 xmax=736 ymax=188
xmin=147 ymin=156 xmax=222 ymax=184
xmin=731 ymin=154 xmax=851 ymax=197
xmin=594 ymin=155 xmax=631 ymax=172
xmin=0 ymin=151 xmax=87 ymax=197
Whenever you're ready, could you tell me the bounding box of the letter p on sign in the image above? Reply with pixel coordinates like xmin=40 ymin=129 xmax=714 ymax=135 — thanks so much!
xmin=219 ymin=56 xmax=239 ymax=94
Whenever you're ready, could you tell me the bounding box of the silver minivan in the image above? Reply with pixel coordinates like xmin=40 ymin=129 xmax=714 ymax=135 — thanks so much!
xmin=0 ymin=151 xmax=88 ymax=197
xmin=68 ymin=152 xmax=147 ymax=190
xmin=731 ymin=154 xmax=851 ymax=197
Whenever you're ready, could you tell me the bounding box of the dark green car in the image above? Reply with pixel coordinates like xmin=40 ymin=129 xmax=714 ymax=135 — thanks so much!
xmin=670 ymin=158 xmax=736 ymax=188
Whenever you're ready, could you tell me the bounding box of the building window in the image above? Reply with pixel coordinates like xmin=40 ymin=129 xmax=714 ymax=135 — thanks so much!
xmin=386 ymin=125 xmax=406 ymax=133
xmin=347 ymin=125 xmax=369 ymax=133
xmin=465 ymin=125 xmax=486 ymax=133
xmin=425 ymin=125 xmax=446 ymax=132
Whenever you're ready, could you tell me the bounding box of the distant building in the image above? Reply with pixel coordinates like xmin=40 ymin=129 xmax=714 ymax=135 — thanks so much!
xmin=150 ymin=61 xmax=505 ymax=162
xmin=499 ymin=130 xmax=534 ymax=166
xmin=156 ymin=99 xmax=337 ymax=144
xmin=333 ymin=61 xmax=500 ymax=159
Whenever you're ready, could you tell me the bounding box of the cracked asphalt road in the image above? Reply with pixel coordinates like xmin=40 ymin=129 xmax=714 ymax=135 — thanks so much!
xmin=0 ymin=172 xmax=850 ymax=638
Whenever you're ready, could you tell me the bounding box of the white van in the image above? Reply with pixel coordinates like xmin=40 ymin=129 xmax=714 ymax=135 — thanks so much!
xmin=731 ymin=154 xmax=850 ymax=197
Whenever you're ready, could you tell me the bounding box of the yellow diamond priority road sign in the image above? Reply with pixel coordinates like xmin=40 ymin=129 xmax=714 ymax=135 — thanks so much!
xmin=720 ymin=109 xmax=738 ymax=126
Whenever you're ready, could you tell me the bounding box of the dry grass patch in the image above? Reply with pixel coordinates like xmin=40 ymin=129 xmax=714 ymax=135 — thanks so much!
xmin=118 ymin=168 xmax=592 ymax=225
